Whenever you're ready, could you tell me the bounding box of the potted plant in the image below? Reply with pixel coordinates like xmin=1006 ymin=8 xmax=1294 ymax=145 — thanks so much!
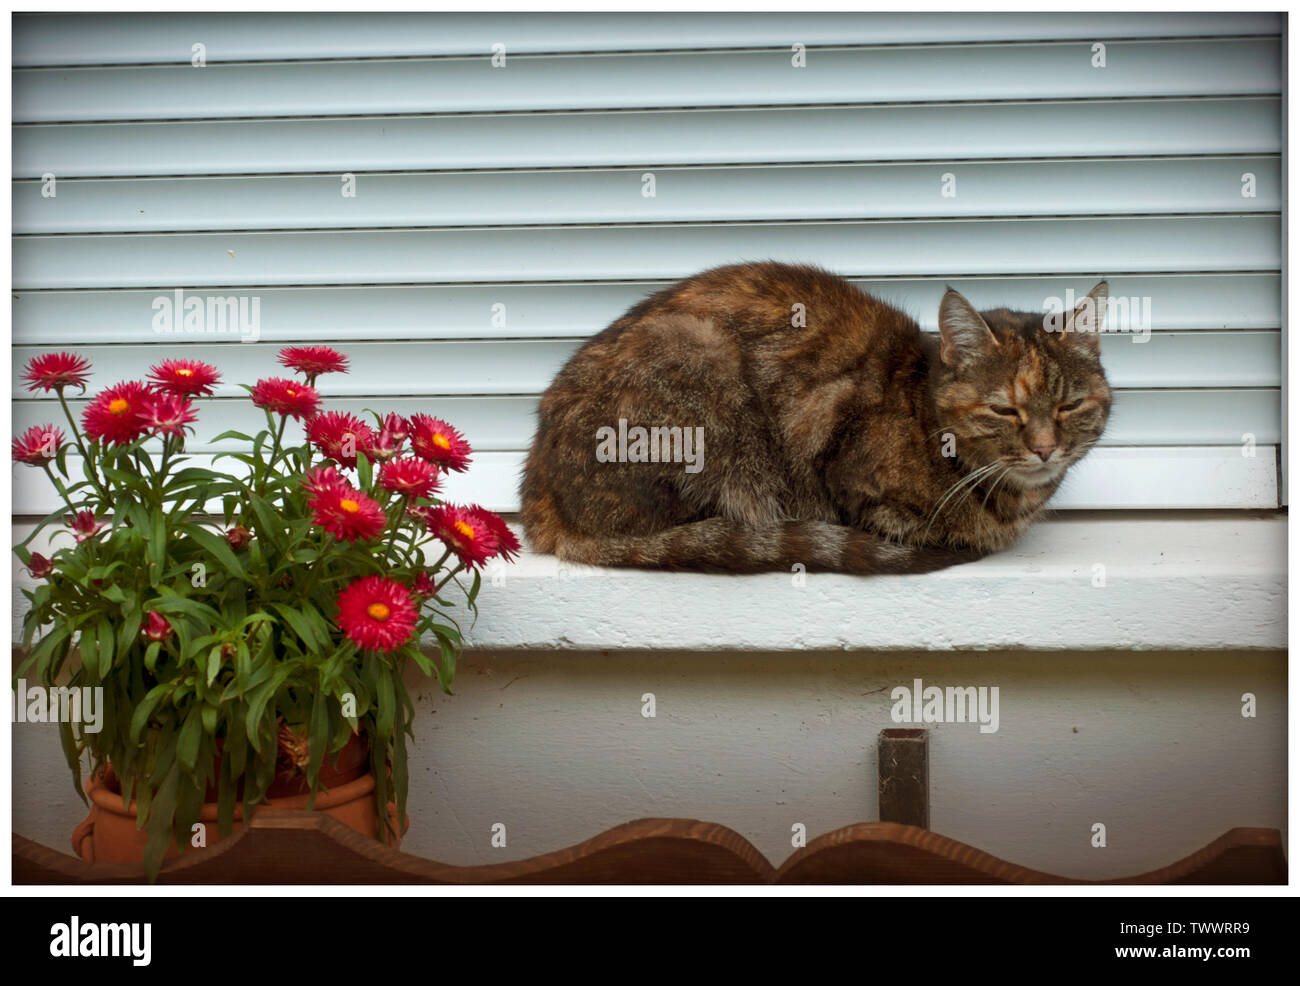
xmin=13 ymin=346 xmax=518 ymax=878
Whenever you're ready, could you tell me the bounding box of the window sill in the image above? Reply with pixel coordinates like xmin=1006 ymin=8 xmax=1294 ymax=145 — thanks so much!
xmin=465 ymin=512 xmax=1285 ymax=652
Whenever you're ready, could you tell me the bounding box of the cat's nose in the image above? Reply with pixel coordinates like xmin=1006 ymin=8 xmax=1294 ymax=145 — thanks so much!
xmin=1030 ymin=445 xmax=1056 ymax=462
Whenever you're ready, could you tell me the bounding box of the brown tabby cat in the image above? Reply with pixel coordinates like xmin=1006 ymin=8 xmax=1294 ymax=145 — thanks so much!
xmin=521 ymin=263 xmax=1110 ymax=573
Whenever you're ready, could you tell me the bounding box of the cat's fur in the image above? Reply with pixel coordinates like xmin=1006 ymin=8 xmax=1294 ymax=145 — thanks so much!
xmin=521 ymin=263 xmax=1111 ymax=574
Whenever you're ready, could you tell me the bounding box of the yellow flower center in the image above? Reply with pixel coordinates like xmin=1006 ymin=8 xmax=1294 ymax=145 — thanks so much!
xmin=286 ymin=389 xmax=297 ymax=397
xmin=340 ymin=499 xmax=360 ymax=513
xmin=367 ymin=602 xmax=390 ymax=621
xmin=453 ymin=521 xmax=475 ymax=540
xmin=177 ymin=368 xmax=194 ymax=377
xmin=432 ymin=433 xmax=451 ymax=451
xmin=108 ymin=398 xmax=130 ymax=415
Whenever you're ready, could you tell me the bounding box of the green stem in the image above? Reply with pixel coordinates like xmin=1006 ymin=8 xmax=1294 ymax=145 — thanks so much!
xmin=40 ymin=463 xmax=76 ymax=513
xmin=55 ymin=389 xmax=110 ymax=504
xmin=433 ymin=561 xmax=464 ymax=594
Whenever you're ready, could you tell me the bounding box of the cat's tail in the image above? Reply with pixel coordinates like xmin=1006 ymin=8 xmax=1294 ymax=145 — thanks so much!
xmin=533 ymin=516 xmax=976 ymax=575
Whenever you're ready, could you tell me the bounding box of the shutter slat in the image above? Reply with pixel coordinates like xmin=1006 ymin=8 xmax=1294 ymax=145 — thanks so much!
xmin=11 ymin=446 xmax=1279 ymax=514
xmin=13 ymin=275 xmax=1280 ymax=344
xmin=14 ymin=158 xmax=1281 ymax=234
xmin=14 ymin=12 xmax=1282 ymax=66
xmin=14 ymin=40 xmax=1281 ymax=123
xmin=16 ymin=99 xmax=1281 ymax=178
xmin=11 ymin=333 xmax=1282 ymax=396
xmin=13 ymin=390 xmax=1282 ymax=453
xmin=13 ymin=217 xmax=1281 ymax=289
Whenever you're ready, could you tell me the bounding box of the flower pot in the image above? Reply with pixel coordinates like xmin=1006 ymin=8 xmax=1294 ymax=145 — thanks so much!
xmin=72 ymin=763 xmax=402 ymax=865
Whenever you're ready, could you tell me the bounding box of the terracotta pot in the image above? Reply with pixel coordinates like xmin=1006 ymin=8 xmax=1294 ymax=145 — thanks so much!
xmin=72 ymin=765 xmax=402 ymax=865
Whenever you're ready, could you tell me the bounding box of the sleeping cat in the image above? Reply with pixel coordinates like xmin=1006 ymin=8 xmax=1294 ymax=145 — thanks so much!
xmin=521 ymin=263 xmax=1110 ymax=574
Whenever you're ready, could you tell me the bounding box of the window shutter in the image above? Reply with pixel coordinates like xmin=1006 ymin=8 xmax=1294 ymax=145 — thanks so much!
xmin=13 ymin=13 xmax=1283 ymax=512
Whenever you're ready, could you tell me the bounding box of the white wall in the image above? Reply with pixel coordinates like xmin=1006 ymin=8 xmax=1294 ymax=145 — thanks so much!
xmin=14 ymin=647 xmax=1285 ymax=879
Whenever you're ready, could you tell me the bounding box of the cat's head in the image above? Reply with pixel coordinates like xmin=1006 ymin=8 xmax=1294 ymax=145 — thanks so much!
xmin=930 ymin=281 xmax=1112 ymax=490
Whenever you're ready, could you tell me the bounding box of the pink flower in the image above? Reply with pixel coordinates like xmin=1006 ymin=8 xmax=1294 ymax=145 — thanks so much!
xmin=142 ymin=611 xmax=173 ymax=642
xmin=139 ymin=391 xmax=198 ymax=439
xmin=12 ymin=425 xmax=65 ymax=466
xmin=251 ymin=378 xmax=320 ymax=420
xmin=27 ymin=553 xmax=54 ymax=579
xmin=303 ymin=465 xmax=347 ymax=498
xmin=67 ymin=510 xmax=105 ymax=543
xmin=408 ymin=414 xmax=472 ymax=472
xmin=378 ymin=457 xmax=441 ymax=500
xmin=148 ymin=359 xmax=221 ymax=397
xmin=22 ymin=352 xmax=92 ymax=394
xmin=306 ymin=411 xmax=375 ymax=469
xmin=279 ymin=346 xmax=349 ymax=378
xmin=81 ymin=381 xmax=152 ymax=446
xmin=336 ymin=576 xmax=418 ymax=653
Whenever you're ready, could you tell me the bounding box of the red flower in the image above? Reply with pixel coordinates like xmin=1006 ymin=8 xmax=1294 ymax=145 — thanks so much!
xmin=336 ymin=575 xmax=418 ymax=653
xmin=23 ymin=352 xmax=92 ymax=394
xmin=278 ymin=346 xmax=349 ymax=378
xmin=303 ymin=465 xmax=346 ymax=498
xmin=148 ymin=359 xmax=221 ymax=397
xmin=12 ymin=424 xmax=65 ymax=466
xmin=310 ymin=483 xmax=387 ymax=542
xmin=139 ymin=392 xmax=198 ymax=439
xmin=408 ymin=414 xmax=472 ymax=472
xmin=306 ymin=411 xmax=375 ymax=468
xmin=142 ymin=611 xmax=173 ymax=642
xmin=410 ymin=570 xmax=437 ymax=600
xmin=225 ymin=526 xmax=252 ymax=549
xmin=251 ymin=378 xmax=320 ymax=420
xmin=27 ymin=553 xmax=54 ymax=579
xmin=471 ymin=506 xmax=522 ymax=562
xmin=422 ymin=504 xmax=497 ymax=568
xmin=81 ymin=380 xmax=152 ymax=446
xmin=67 ymin=510 xmax=104 ymax=543
xmin=378 ymin=457 xmax=441 ymax=500
xmin=382 ymin=413 xmax=409 ymax=443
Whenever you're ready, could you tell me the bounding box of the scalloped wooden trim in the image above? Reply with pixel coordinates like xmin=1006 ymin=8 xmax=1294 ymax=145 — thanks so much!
xmin=13 ymin=814 xmax=1285 ymax=885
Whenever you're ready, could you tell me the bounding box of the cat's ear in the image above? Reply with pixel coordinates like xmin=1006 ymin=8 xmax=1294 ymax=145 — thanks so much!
xmin=938 ymin=288 xmax=998 ymax=365
xmin=1062 ymin=280 xmax=1108 ymax=353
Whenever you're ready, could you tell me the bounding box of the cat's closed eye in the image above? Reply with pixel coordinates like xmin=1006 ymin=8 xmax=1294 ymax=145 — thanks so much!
xmin=989 ymin=405 xmax=1020 ymax=418
xmin=1057 ymin=398 xmax=1085 ymax=413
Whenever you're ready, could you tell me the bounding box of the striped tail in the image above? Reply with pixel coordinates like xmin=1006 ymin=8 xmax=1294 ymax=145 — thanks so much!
xmin=543 ymin=517 xmax=977 ymax=575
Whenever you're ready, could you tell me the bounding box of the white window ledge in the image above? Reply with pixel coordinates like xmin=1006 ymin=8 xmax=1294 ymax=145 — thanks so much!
xmin=463 ymin=513 xmax=1285 ymax=652
xmin=11 ymin=513 xmax=1284 ymax=652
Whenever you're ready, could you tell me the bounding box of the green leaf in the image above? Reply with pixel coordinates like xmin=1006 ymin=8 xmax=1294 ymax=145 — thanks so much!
xmin=209 ymin=429 xmax=257 ymax=444
xmin=177 ymin=707 xmax=203 ymax=771
xmin=376 ymin=669 xmax=395 ymax=742
xmin=79 ymin=623 xmax=99 ymax=679
xmin=147 ymin=509 xmax=166 ymax=586
xmin=206 ymin=645 xmax=223 ymax=686
xmin=246 ymin=492 xmax=287 ymax=555
xmin=269 ymin=602 xmax=326 ymax=652
xmin=130 ymin=683 xmax=172 ymax=742
xmin=96 ymin=617 xmax=114 ymax=674
xmin=147 ymin=592 xmax=225 ymax=628
xmin=178 ymin=522 xmax=246 ymax=581
xmin=356 ymin=450 xmax=372 ymax=491
xmin=244 ymin=666 xmax=294 ymax=751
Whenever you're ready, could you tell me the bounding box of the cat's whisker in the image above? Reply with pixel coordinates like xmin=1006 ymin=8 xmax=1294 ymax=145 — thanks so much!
xmin=924 ymin=461 xmax=1001 ymax=536
xmin=981 ymin=464 xmax=1016 ymax=510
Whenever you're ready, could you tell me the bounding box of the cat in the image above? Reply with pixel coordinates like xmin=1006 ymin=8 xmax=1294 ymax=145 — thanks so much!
xmin=521 ymin=263 xmax=1111 ymax=574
